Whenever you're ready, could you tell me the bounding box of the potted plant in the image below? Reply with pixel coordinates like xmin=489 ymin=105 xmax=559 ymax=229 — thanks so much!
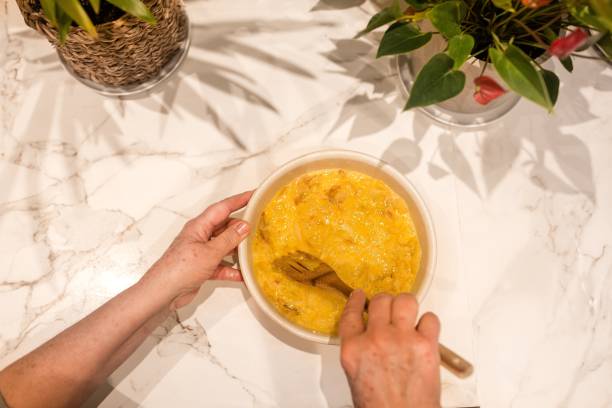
xmin=360 ymin=0 xmax=612 ymax=125
xmin=16 ymin=0 xmax=189 ymax=94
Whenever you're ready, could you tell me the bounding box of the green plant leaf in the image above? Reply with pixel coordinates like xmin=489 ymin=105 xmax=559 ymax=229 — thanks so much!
xmin=590 ymin=0 xmax=612 ymax=31
xmin=492 ymin=0 xmax=515 ymax=11
xmin=377 ymin=22 xmax=432 ymax=58
xmin=56 ymin=7 xmax=73 ymax=43
xmin=56 ymin=0 xmax=97 ymax=37
xmin=447 ymin=33 xmax=474 ymax=69
xmin=356 ymin=3 xmax=402 ymax=37
xmin=489 ymin=44 xmax=552 ymax=111
xmin=560 ymin=56 xmax=573 ymax=73
xmin=40 ymin=0 xmax=58 ymax=27
xmin=568 ymin=1 xmax=607 ymax=30
xmin=597 ymin=32 xmax=612 ymax=60
xmin=427 ymin=1 xmax=466 ymax=38
xmin=541 ymin=27 xmax=557 ymax=42
xmin=404 ymin=0 xmax=431 ymax=11
xmin=405 ymin=53 xmax=466 ymax=109
xmin=89 ymin=0 xmax=100 ymax=14
xmin=106 ymin=0 xmax=156 ymax=24
xmin=541 ymin=69 xmax=559 ymax=106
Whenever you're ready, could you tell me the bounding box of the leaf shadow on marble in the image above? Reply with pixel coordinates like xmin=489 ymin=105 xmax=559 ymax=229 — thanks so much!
xmin=381 ymin=138 xmax=423 ymax=174
xmin=526 ymin=131 xmax=596 ymax=202
xmin=322 ymin=38 xmax=402 ymax=140
xmin=439 ymin=132 xmax=482 ymax=197
xmin=592 ymin=62 xmax=612 ymax=91
xmin=192 ymin=20 xmax=322 ymax=79
xmin=6 ymin=34 xmax=136 ymax=178
xmin=477 ymin=114 xmax=597 ymax=202
xmin=375 ymin=56 xmax=604 ymax=202
xmin=122 ymin=19 xmax=337 ymax=151
xmin=11 ymin=18 xmax=335 ymax=155
xmin=311 ymin=0 xmax=366 ymax=11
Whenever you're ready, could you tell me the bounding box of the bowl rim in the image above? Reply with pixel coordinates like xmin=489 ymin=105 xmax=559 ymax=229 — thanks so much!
xmin=238 ymin=149 xmax=437 ymax=345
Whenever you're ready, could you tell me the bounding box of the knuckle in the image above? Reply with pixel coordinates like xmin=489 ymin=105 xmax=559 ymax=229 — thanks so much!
xmin=343 ymin=303 xmax=362 ymax=317
xmin=208 ymin=201 xmax=224 ymax=212
xmin=340 ymin=343 xmax=357 ymax=370
xmin=370 ymin=293 xmax=392 ymax=307
xmin=183 ymin=219 xmax=196 ymax=232
xmin=371 ymin=292 xmax=392 ymax=302
xmin=370 ymin=330 xmax=393 ymax=349
xmin=210 ymin=201 xmax=229 ymax=217
xmin=339 ymin=310 xmax=353 ymax=325
xmin=413 ymin=337 xmax=434 ymax=357
xmin=339 ymin=314 xmax=363 ymax=338
xmin=218 ymin=230 xmax=239 ymax=248
xmin=398 ymin=293 xmax=418 ymax=309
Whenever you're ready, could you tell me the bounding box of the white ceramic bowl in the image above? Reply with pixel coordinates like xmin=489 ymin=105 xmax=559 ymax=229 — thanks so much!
xmin=238 ymin=149 xmax=437 ymax=345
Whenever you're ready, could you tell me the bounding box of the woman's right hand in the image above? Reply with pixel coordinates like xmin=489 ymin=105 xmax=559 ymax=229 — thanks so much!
xmin=338 ymin=291 xmax=442 ymax=408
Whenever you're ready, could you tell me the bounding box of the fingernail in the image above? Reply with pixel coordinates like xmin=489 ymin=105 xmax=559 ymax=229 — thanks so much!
xmin=350 ymin=289 xmax=364 ymax=298
xmin=235 ymin=221 xmax=250 ymax=236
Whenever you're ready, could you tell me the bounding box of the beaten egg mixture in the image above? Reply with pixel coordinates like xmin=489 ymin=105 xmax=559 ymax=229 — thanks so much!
xmin=252 ymin=169 xmax=421 ymax=334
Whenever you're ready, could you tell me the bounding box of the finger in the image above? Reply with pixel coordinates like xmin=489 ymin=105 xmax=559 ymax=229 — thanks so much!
xmin=367 ymin=293 xmax=393 ymax=330
xmin=217 ymin=247 xmax=239 ymax=261
xmin=211 ymin=219 xmax=230 ymax=237
xmin=207 ymin=220 xmax=250 ymax=261
xmin=339 ymin=289 xmax=367 ymax=340
xmin=193 ymin=191 xmax=254 ymax=239
xmin=211 ymin=265 xmax=243 ymax=282
xmin=213 ymin=219 xmax=241 ymax=258
xmin=391 ymin=293 xmax=419 ymax=330
xmin=416 ymin=312 xmax=441 ymax=343
xmin=212 ymin=218 xmax=242 ymax=238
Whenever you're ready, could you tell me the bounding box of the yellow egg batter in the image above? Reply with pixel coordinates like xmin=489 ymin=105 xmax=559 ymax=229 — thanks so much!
xmin=252 ymin=169 xmax=421 ymax=334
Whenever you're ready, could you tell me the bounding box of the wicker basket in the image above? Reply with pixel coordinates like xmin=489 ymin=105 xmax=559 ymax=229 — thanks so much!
xmin=16 ymin=0 xmax=188 ymax=87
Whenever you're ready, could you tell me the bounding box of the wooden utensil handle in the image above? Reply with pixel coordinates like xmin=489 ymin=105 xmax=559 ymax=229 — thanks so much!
xmin=439 ymin=343 xmax=473 ymax=379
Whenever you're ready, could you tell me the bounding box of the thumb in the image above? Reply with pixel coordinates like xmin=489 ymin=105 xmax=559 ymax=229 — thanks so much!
xmin=208 ymin=220 xmax=250 ymax=260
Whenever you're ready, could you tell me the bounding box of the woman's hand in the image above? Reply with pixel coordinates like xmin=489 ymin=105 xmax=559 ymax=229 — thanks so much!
xmin=339 ymin=291 xmax=442 ymax=408
xmin=0 ymin=191 xmax=254 ymax=408
xmin=143 ymin=190 xmax=253 ymax=310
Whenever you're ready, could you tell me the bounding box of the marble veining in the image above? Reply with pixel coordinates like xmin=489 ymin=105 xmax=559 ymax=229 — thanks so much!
xmin=1 ymin=0 xmax=612 ymax=406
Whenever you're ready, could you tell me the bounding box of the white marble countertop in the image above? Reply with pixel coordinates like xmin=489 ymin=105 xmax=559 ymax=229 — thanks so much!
xmin=2 ymin=0 xmax=612 ymax=406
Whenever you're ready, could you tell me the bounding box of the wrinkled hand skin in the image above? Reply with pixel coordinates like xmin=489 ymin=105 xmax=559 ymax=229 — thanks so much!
xmin=143 ymin=191 xmax=253 ymax=310
xmin=339 ymin=291 xmax=441 ymax=408
xmin=0 ymin=192 xmax=255 ymax=408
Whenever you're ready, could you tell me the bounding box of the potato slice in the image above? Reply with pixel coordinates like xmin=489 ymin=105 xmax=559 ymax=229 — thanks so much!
xmin=257 ymin=269 xmax=347 ymax=334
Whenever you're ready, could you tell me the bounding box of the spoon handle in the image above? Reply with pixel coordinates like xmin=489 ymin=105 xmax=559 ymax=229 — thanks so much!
xmin=439 ymin=343 xmax=473 ymax=378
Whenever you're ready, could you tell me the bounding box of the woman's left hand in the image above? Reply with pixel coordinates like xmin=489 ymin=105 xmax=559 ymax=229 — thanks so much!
xmin=0 ymin=190 xmax=254 ymax=408
xmin=144 ymin=190 xmax=253 ymax=310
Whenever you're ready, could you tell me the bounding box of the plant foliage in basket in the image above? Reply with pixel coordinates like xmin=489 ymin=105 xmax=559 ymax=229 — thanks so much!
xmin=360 ymin=0 xmax=612 ymax=111
xmin=39 ymin=0 xmax=156 ymax=42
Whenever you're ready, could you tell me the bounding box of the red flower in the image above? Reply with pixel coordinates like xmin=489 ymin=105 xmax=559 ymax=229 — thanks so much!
xmin=521 ymin=0 xmax=551 ymax=8
xmin=549 ymin=29 xmax=588 ymax=59
xmin=473 ymin=76 xmax=507 ymax=105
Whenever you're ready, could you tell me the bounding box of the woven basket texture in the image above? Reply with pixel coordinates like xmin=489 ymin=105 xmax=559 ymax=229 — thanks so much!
xmin=16 ymin=0 xmax=187 ymax=86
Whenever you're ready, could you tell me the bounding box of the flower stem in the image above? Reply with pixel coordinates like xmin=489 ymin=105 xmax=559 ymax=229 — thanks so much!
xmin=513 ymin=18 xmax=549 ymax=48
